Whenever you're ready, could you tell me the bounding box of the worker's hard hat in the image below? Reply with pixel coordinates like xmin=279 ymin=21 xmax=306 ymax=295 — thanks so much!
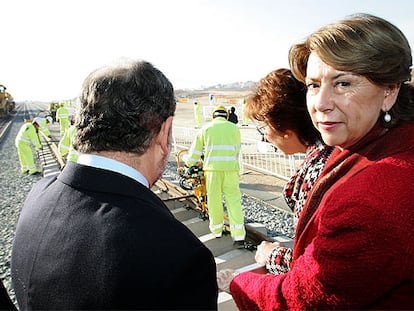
xmin=32 ymin=117 xmax=42 ymax=125
xmin=212 ymin=105 xmax=229 ymax=119
xmin=46 ymin=116 xmax=53 ymax=123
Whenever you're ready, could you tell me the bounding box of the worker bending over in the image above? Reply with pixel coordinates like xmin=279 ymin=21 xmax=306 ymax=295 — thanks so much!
xmin=58 ymin=124 xmax=78 ymax=163
xmin=15 ymin=119 xmax=42 ymax=175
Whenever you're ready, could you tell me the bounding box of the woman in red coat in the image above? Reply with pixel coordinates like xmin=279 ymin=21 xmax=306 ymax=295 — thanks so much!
xmin=218 ymin=13 xmax=414 ymax=310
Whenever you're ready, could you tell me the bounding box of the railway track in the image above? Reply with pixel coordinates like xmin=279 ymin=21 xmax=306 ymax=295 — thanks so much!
xmin=36 ymin=134 xmax=64 ymax=177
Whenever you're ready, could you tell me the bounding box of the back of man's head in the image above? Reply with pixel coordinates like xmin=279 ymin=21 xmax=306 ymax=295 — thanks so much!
xmin=73 ymin=60 xmax=176 ymax=155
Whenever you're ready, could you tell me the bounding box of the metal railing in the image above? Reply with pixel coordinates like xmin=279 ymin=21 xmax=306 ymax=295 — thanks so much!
xmin=172 ymin=126 xmax=305 ymax=181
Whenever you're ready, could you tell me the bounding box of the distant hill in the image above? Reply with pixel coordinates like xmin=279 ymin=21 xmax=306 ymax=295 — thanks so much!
xmin=175 ymin=81 xmax=257 ymax=98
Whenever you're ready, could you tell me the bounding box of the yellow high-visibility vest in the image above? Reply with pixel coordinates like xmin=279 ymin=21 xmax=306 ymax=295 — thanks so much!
xmin=186 ymin=117 xmax=240 ymax=171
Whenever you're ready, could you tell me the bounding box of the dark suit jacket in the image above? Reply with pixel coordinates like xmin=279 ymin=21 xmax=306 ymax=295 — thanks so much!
xmin=0 ymin=281 xmax=16 ymax=311
xmin=11 ymin=161 xmax=218 ymax=310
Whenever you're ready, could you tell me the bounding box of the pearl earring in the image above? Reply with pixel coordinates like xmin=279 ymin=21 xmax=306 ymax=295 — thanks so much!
xmin=384 ymin=111 xmax=392 ymax=123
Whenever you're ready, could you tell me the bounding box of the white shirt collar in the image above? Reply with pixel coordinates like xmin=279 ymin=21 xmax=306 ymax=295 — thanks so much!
xmin=77 ymin=154 xmax=149 ymax=188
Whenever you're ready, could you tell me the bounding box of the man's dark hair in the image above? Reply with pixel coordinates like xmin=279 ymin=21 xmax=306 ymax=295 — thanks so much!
xmin=73 ymin=60 xmax=176 ymax=155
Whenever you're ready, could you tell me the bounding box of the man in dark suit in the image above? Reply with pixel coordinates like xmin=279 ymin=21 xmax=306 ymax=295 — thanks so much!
xmin=228 ymin=106 xmax=238 ymax=124
xmin=11 ymin=60 xmax=218 ymax=310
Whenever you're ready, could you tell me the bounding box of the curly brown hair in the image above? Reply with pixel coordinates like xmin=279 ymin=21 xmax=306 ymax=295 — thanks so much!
xmin=246 ymin=68 xmax=321 ymax=146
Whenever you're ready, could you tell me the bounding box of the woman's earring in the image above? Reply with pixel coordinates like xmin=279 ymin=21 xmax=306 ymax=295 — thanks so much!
xmin=384 ymin=111 xmax=392 ymax=123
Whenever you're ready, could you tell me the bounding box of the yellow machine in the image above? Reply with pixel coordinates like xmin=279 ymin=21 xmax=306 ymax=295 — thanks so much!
xmin=0 ymin=84 xmax=15 ymax=118
xmin=176 ymin=149 xmax=208 ymax=219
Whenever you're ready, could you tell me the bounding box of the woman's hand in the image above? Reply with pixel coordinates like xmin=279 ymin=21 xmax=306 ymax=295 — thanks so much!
xmin=255 ymin=241 xmax=282 ymax=265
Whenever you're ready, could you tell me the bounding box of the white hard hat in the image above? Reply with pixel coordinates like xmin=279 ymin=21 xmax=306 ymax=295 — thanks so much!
xmin=32 ymin=117 xmax=42 ymax=125
xmin=46 ymin=116 xmax=53 ymax=123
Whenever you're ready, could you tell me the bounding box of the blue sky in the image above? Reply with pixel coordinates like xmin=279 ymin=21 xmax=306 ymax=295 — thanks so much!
xmin=2 ymin=0 xmax=414 ymax=101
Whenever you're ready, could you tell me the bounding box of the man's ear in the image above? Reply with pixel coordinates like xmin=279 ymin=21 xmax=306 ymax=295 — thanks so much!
xmin=158 ymin=116 xmax=173 ymax=155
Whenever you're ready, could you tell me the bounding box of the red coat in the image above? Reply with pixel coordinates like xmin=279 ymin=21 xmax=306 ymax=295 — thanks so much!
xmin=230 ymin=122 xmax=414 ymax=310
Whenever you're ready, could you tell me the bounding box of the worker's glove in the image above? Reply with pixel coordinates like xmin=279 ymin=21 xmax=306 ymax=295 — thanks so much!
xmin=186 ymin=166 xmax=194 ymax=175
xmin=217 ymin=269 xmax=236 ymax=293
xmin=187 ymin=165 xmax=201 ymax=175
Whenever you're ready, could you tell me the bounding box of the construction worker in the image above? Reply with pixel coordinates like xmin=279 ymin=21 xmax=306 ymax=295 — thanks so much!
xmin=228 ymin=106 xmax=238 ymax=124
xmin=49 ymin=102 xmax=58 ymax=122
xmin=241 ymin=98 xmax=249 ymax=126
xmin=58 ymin=124 xmax=78 ymax=163
xmin=193 ymin=101 xmax=202 ymax=128
xmin=186 ymin=105 xmax=246 ymax=247
xmin=34 ymin=116 xmax=53 ymax=138
xmin=15 ymin=119 xmax=42 ymax=175
xmin=56 ymin=103 xmax=70 ymax=135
